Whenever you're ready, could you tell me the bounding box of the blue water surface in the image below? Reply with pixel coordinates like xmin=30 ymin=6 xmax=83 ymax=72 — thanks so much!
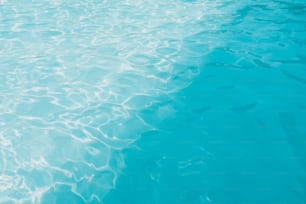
xmin=1 ymin=0 xmax=306 ymax=204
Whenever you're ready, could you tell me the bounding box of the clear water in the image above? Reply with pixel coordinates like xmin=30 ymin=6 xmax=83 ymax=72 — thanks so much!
xmin=0 ymin=0 xmax=306 ymax=203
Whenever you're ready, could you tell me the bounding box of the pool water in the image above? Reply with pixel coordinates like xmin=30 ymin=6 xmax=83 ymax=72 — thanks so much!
xmin=1 ymin=0 xmax=306 ymax=203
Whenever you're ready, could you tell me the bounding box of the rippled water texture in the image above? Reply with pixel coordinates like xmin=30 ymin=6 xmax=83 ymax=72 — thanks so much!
xmin=102 ymin=0 xmax=306 ymax=203
xmin=1 ymin=0 xmax=306 ymax=203
xmin=0 ymin=0 xmax=226 ymax=203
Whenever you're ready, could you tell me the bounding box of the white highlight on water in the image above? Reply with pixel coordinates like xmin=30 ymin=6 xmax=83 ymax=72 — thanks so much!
xmin=0 ymin=0 xmax=237 ymax=203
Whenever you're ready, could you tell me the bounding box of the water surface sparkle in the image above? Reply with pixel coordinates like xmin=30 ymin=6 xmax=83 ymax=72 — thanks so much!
xmin=0 ymin=0 xmax=225 ymax=203
xmin=1 ymin=0 xmax=306 ymax=203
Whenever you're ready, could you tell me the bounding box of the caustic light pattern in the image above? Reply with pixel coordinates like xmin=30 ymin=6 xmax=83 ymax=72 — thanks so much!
xmin=0 ymin=0 xmax=230 ymax=203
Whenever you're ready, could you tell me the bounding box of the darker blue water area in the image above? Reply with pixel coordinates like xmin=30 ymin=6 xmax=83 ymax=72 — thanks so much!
xmin=104 ymin=71 xmax=306 ymax=204
xmin=104 ymin=70 xmax=305 ymax=204
xmin=104 ymin=1 xmax=306 ymax=203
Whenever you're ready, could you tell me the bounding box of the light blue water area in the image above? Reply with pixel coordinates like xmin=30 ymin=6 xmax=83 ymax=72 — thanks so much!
xmin=0 ymin=0 xmax=306 ymax=204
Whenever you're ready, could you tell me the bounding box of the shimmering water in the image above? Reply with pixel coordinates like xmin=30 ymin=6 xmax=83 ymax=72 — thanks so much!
xmin=1 ymin=0 xmax=306 ymax=204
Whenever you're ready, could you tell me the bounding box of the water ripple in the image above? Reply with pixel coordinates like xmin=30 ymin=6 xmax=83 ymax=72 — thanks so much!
xmin=0 ymin=0 xmax=226 ymax=203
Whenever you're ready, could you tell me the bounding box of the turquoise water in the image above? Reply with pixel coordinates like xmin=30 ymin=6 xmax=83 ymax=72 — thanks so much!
xmin=1 ymin=0 xmax=306 ymax=203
